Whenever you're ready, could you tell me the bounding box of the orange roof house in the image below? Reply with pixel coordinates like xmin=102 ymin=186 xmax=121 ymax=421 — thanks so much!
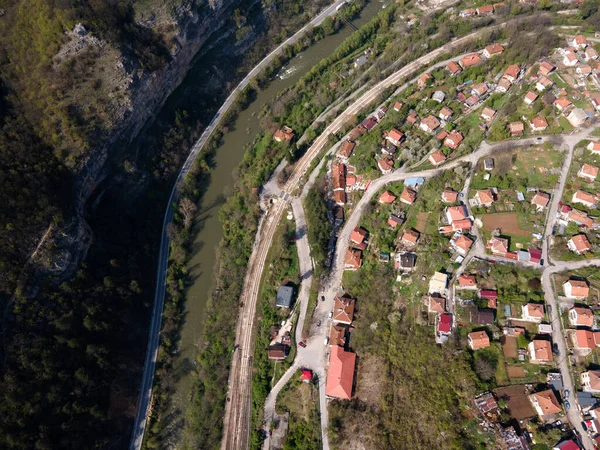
xmin=378 ymin=158 xmax=394 ymax=174
xmin=401 ymin=229 xmax=420 ymax=246
xmin=508 ymin=121 xmax=524 ymax=136
xmin=386 ymin=128 xmax=405 ymax=146
xmin=524 ymin=91 xmax=538 ymax=105
xmin=528 ymin=340 xmax=553 ymax=362
xmin=522 ymin=303 xmax=545 ymax=322
xmin=480 ymin=107 xmax=496 ymax=121
xmin=453 ymin=235 xmax=473 ymax=255
xmin=531 ymin=191 xmax=550 ymax=209
xmin=564 ymin=279 xmax=590 ymax=299
xmin=446 ymin=205 xmax=468 ymax=222
xmin=529 ymin=390 xmax=561 ymax=419
xmin=554 ymin=97 xmax=572 ymax=111
xmin=442 ymin=188 xmax=458 ymax=203
xmin=429 ymin=150 xmax=447 ymax=166
xmin=458 ymin=274 xmax=477 ymax=288
xmin=578 ymin=163 xmax=599 ymax=181
xmin=468 ymin=331 xmax=490 ymax=350
xmin=487 ymin=237 xmax=508 ymax=255
xmin=418 ymin=72 xmax=433 ymax=89
xmin=419 ymin=115 xmax=441 ymax=134
xmin=572 ymin=189 xmax=598 ymax=208
xmin=566 ymin=209 xmax=593 ymax=228
xmin=581 ymin=370 xmax=600 ymax=392
xmin=326 ymin=346 xmax=356 ymax=399
xmin=568 ymin=234 xmax=592 ymax=254
xmin=273 ymin=126 xmax=295 ymax=144
xmin=504 ymin=64 xmax=520 ymax=82
xmin=344 ymin=249 xmax=362 ymax=271
xmin=329 ymin=325 xmax=347 ymax=347
xmin=400 ymin=187 xmax=417 ymax=205
xmin=428 ymin=295 xmax=445 ymax=313
xmin=483 ymin=43 xmax=504 ymax=58
xmin=350 ymin=227 xmax=368 ymax=245
xmin=379 ymin=190 xmax=396 ymax=204
xmin=439 ymin=106 xmax=454 ymax=121
xmin=338 ymin=140 xmax=356 ymax=159
xmin=461 ymin=53 xmax=483 ymax=68
xmin=539 ymin=61 xmax=556 ymax=76
xmin=475 ymin=189 xmax=495 ymax=207
xmin=569 ymin=306 xmax=594 ymax=327
xmin=476 ymin=4 xmax=494 ymax=14
xmin=530 ymin=116 xmax=548 ymax=131
xmin=447 ymin=61 xmax=462 ymax=75
xmin=333 ymin=296 xmax=355 ymax=324
xmin=444 ymin=131 xmax=463 ymax=150
xmin=574 ymin=329 xmax=600 ymax=350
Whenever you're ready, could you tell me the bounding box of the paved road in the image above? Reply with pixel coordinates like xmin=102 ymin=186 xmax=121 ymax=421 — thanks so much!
xmin=128 ymin=1 xmax=354 ymax=448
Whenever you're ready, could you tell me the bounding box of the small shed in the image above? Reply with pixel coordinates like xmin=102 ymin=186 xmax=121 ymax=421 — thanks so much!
xmin=432 ymin=91 xmax=446 ymax=103
xmin=276 ymin=285 xmax=295 ymax=308
xmin=484 ymin=158 xmax=494 ymax=171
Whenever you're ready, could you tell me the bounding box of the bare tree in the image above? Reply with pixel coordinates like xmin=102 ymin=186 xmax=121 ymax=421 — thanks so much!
xmin=179 ymin=197 xmax=197 ymax=229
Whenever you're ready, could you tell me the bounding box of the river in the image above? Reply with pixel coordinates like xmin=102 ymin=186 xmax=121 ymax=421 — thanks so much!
xmin=166 ymin=0 xmax=386 ymax=445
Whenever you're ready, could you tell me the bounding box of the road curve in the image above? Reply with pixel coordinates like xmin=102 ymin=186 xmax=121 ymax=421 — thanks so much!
xmin=128 ymin=1 xmax=351 ymax=448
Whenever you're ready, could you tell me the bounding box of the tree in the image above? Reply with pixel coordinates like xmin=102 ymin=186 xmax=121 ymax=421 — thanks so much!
xmin=179 ymin=197 xmax=197 ymax=229
xmin=474 ymin=354 xmax=497 ymax=381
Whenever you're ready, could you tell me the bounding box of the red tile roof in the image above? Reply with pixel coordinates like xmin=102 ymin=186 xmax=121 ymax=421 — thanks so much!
xmin=461 ymin=53 xmax=482 ymax=67
xmin=469 ymin=331 xmax=490 ymax=350
xmin=429 ymin=150 xmax=447 ymax=165
xmin=484 ymin=43 xmax=504 ymax=55
xmin=458 ymin=274 xmax=476 ymax=287
xmin=379 ymin=190 xmax=397 ymax=204
xmin=350 ymin=227 xmax=367 ymax=245
xmin=570 ymin=234 xmax=592 ymax=253
xmin=442 ymin=188 xmax=458 ymax=203
xmin=326 ymin=346 xmax=356 ymax=399
xmin=400 ymin=187 xmax=417 ymax=204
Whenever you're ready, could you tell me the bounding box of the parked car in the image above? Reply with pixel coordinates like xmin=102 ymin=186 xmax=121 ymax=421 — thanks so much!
xmin=564 ymin=389 xmax=570 ymax=399
xmin=317 ymin=320 xmax=321 ymax=327
xmin=299 ymin=341 xmax=307 ymax=348
xmin=324 ymin=337 xmax=329 ymax=345
xmin=328 ymin=311 xmax=333 ymax=319
xmin=553 ymin=343 xmax=559 ymax=355
xmin=565 ymin=400 xmax=571 ymax=410
xmin=582 ymin=421 xmax=588 ymax=431
xmin=548 ymin=305 xmax=552 ymax=314
xmin=321 ymin=295 xmax=325 ymax=302
xmin=550 ymin=420 xmax=562 ymax=428
xmin=540 ymin=259 xmax=544 ymax=266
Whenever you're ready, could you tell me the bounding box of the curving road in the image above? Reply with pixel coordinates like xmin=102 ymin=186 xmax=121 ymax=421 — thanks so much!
xmin=128 ymin=1 xmax=353 ymax=448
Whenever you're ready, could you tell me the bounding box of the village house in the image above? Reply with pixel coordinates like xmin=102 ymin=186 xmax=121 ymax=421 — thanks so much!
xmin=524 ymin=91 xmax=538 ymax=105
xmin=504 ymin=64 xmax=520 ymax=82
xmin=554 ymin=97 xmax=572 ymax=112
xmin=419 ymin=115 xmax=441 ymax=134
xmin=379 ymin=190 xmax=396 ymax=204
xmin=472 ymin=82 xmax=488 ymax=97
xmin=326 ymin=346 xmax=356 ymax=399
xmin=329 ymin=325 xmax=347 ymax=347
xmin=429 ymin=271 xmax=448 ymax=294
xmin=268 ymin=343 xmax=289 ymax=360
xmin=432 ymin=91 xmax=445 ymax=103
xmin=522 ymin=303 xmax=545 ymax=322
xmin=444 ymin=131 xmax=463 ymax=150
xmin=528 ymin=339 xmax=553 ymax=363
xmin=437 ymin=313 xmax=452 ymax=336
xmin=487 ymin=237 xmax=508 ymax=255
xmin=460 ymin=53 xmax=482 ymax=68
xmin=529 ymin=390 xmax=561 ymax=421
xmin=578 ymin=163 xmax=599 ymax=181
xmin=436 ymin=130 xmax=449 ymax=141
xmin=571 ymin=329 xmax=600 ymax=353
xmin=446 ymin=205 xmax=468 ymax=223
xmin=344 ymin=249 xmax=362 ymax=270
xmin=392 ymin=101 xmax=403 ymax=112
xmin=530 ymin=116 xmax=548 ymax=132
xmin=539 ymin=61 xmax=556 ymax=76
xmin=458 ymin=274 xmax=477 ymax=289
xmin=577 ymin=65 xmax=592 ymax=77
xmin=570 ymin=34 xmax=588 ymax=49
xmin=428 ymin=294 xmax=445 ymax=313
xmin=381 ymin=144 xmax=396 ymax=157
xmin=531 ymin=191 xmax=551 ymax=210
xmin=401 ymin=229 xmax=420 ymax=247
xmin=564 ymin=279 xmax=590 ymax=299
xmin=395 ymin=252 xmax=416 ymax=271
xmin=476 ymin=4 xmax=494 ymax=15
xmin=446 ymin=60 xmax=462 ymax=75
xmin=567 ymin=108 xmax=588 ymax=128
xmin=592 ymin=95 xmax=600 ymax=112
xmin=451 ymin=234 xmax=473 ymax=256
xmin=474 ymin=189 xmax=495 ymax=207
xmin=388 ymin=215 xmax=403 ymax=228
xmin=418 ymin=72 xmax=433 ymax=89
xmin=535 ymin=75 xmax=554 ymax=92
xmin=509 ymin=121 xmax=524 ymax=136
xmin=273 ymin=126 xmax=295 ymax=144
xmin=333 ymin=296 xmax=355 ymax=324
xmin=480 ymin=290 xmax=498 ymax=309
xmin=497 ymin=78 xmax=512 ymax=93
xmin=566 ymin=208 xmax=594 ymax=228
xmin=480 ymin=107 xmax=496 ymax=122
xmin=587 ymin=141 xmax=600 ymax=154
xmin=563 ymin=51 xmax=579 ymax=67
xmin=439 ymin=106 xmax=453 ymax=121
xmin=429 ymin=150 xmax=447 ymax=166
xmin=377 ymin=158 xmax=394 ymax=174
xmin=442 ymin=188 xmax=458 ymax=203
xmin=337 ymin=140 xmax=356 ymax=161
xmin=468 ymin=331 xmax=490 ymax=350
xmin=569 ymin=306 xmax=594 ymax=327
xmin=483 ymin=43 xmax=504 ymax=58
xmin=483 ymin=157 xmax=494 ymax=170
xmin=406 ymin=111 xmax=418 ymax=125
xmin=385 ymin=128 xmax=405 ymax=147
xmin=400 ymin=187 xmax=417 ymax=205
xmin=585 ymin=47 xmax=599 ymax=61
xmin=572 ymin=189 xmax=597 ymax=208
xmin=350 ymin=227 xmax=368 ymax=247
xmin=361 ymin=117 xmax=377 ymax=132
xmin=581 ymin=371 xmax=600 ymax=393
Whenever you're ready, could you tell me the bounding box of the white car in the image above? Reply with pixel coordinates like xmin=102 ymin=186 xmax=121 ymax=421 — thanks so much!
xmin=328 ymin=311 xmax=333 ymax=319
xmin=324 ymin=337 xmax=329 ymax=345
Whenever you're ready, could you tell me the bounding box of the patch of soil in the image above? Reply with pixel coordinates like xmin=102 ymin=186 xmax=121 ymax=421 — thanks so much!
xmin=482 ymin=213 xmax=530 ymax=237
xmin=415 ymin=212 xmax=429 ymax=233
xmin=355 ymin=353 xmax=385 ymax=407
xmin=506 ymin=366 xmax=526 ymax=379
xmin=502 ymin=335 xmax=518 ymax=359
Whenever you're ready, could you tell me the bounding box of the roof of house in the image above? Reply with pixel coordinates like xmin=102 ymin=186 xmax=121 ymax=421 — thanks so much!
xmin=458 ymin=274 xmax=476 ymax=287
xmin=589 ymin=141 xmax=600 ymax=151
xmin=570 ymin=234 xmax=592 ymax=252
xmin=480 ymin=290 xmax=498 ymax=300
xmin=575 ymin=329 xmax=598 ymax=349
xmin=452 ymin=219 xmax=472 ymax=231
xmin=504 ymin=64 xmax=520 ymax=79
xmin=476 ymin=308 xmax=494 ymax=325
xmin=329 ymin=325 xmax=347 ymax=347
xmin=447 ymin=205 xmax=468 ymax=221
xmin=274 ymin=126 xmax=295 ymax=142
xmin=469 ymin=331 xmax=490 ymax=350
xmin=268 ymin=343 xmax=288 ymax=359
xmin=388 ymin=215 xmax=403 ymax=227
xmin=445 ymin=131 xmax=463 ymax=148
xmin=393 ymin=101 xmax=403 ymax=110
xmin=350 ymin=227 xmax=368 ymax=244
xmin=585 ymin=371 xmax=600 ymax=391
xmin=571 ymin=306 xmax=594 ymax=327
xmin=388 ymin=128 xmax=404 ymax=142
xmin=345 ymin=249 xmax=362 ymax=269
xmin=477 ymin=4 xmax=494 ymax=13
xmin=555 ymin=97 xmax=572 ymax=109
xmin=454 ymin=235 xmax=473 ymax=251
xmin=442 ymin=188 xmax=458 ymax=203
xmin=461 ymin=53 xmax=482 ymax=67
xmin=396 ymin=252 xmax=416 ymax=269
xmin=440 ymin=106 xmax=453 ymax=117
xmin=531 ymin=340 xmax=552 ymax=361
xmin=525 ymin=303 xmax=545 ymax=318
xmin=472 ymin=82 xmax=488 ymax=96
xmin=555 ymin=440 xmax=581 ymax=450
xmin=565 ymin=279 xmax=590 ymax=297
xmin=300 ymin=369 xmax=313 ymax=381
xmin=332 ymin=163 xmax=346 ymax=191
xmin=333 ymin=190 xmax=346 ymax=205
xmin=525 ymin=91 xmax=538 ymax=102
xmin=333 ymin=296 xmax=355 ymax=324
xmin=338 ymin=140 xmax=356 ymax=158
xmin=531 ymin=191 xmax=551 ymax=207
xmin=429 ymin=295 xmax=445 ymax=313
xmin=476 ymin=189 xmax=495 ymax=204
xmin=421 ymin=114 xmax=440 ymax=131
xmin=429 ymin=150 xmax=447 ymax=165
xmin=574 ymin=34 xmax=588 ymax=45
xmin=509 ymin=121 xmax=524 ymax=132
xmin=402 ymin=228 xmax=420 ymax=244
xmin=498 ymin=78 xmax=512 ymax=90
xmin=531 ymin=389 xmax=561 ymax=416
xmin=567 ymin=209 xmax=593 ymax=228
xmin=485 ymin=43 xmax=504 ymax=55
xmin=580 ymin=163 xmax=599 ymax=178
xmin=447 ymin=61 xmax=462 ymax=74
xmin=379 ymin=190 xmax=396 ymax=204
xmin=326 ymin=346 xmax=356 ymax=399
xmin=378 ymin=158 xmax=394 ymax=173
xmin=400 ymin=187 xmax=417 ymax=204
xmin=481 ymin=106 xmax=496 ymax=119
xmin=488 ymin=237 xmax=508 ymax=254
xmin=438 ymin=313 xmax=452 ymax=332
xmin=276 ymin=285 xmax=295 ymax=308
xmin=531 ymin=116 xmax=548 ymax=128
xmin=419 ymin=72 xmax=433 ymax=85
xmin=539 ymin=61 xmax=556 ymax=75
xmin=574 ymin=189 xmax=597 ymax=205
